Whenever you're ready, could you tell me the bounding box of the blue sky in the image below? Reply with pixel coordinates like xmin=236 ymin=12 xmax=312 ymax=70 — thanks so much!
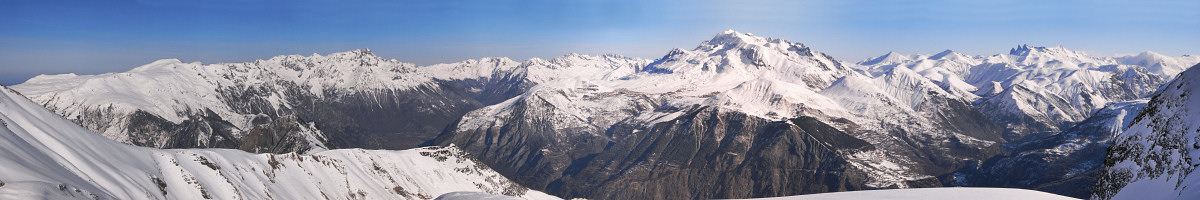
xmin=2 ymin=0 xmax=1197 ymax=85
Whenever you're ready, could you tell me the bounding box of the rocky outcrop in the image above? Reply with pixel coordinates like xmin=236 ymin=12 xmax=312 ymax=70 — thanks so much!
xmin=1092 ymin=64 xmax=1200 ymax=200
xmin=238 ymin=116 xmax=332 ymax=154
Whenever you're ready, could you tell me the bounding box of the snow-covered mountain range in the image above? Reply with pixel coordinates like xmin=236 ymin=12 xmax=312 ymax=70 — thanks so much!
xmin=10 ymin=49 xmax=648 ymax=152
xmin=852 ymin=45 xmax=1191 ymax=139
xmin=437 ymin=30 xmax=1023 ymax=199
xmin=0 ymin=84 xmax=558 ymax=200
xmin=8 ymin=29 xmax=1197 ymax=199
xmin=849 ymin=45 xmax=1196 ymax=199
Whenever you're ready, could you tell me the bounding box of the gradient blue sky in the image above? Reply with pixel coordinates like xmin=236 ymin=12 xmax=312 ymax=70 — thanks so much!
xmin=2 ymin=0 xmax=1197 ymax=85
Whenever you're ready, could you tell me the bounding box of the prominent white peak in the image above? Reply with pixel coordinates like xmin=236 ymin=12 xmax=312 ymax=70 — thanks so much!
xmin=0 ymin=85 xmax=559 ymax=200
xmin=861 ymin=51 xmax=913 ymax=66
xmin=423 ymin=57 xmax=522 ymax=81
xmin=1008 ymin=44 xmax=1043 ymax=56
xmin=457 ymin=30 xmax=861 ymax=125
xmin=641 ymin=30 xmax=851 ymax=90
xmin=703 ymin=29 xmax=774 ymax=47
xmin=13 ymin=60 xmax=230 ymax=125
xmin=719 ymin=28 xmax=737 ymax=34
xmin=1004 ymin=45 xmax=1113 ymax=67
xmin=1116 ymin=51 xmax=1200 ymax=77
xmin=1008 ymin=44 xmax=1082 ymax=58
xmin=929 ymin=49 xmax=967 ymax=60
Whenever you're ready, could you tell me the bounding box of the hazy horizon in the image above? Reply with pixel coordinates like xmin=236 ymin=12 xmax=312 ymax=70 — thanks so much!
xmin=3 ymin=0 xmax=1197 ymax=85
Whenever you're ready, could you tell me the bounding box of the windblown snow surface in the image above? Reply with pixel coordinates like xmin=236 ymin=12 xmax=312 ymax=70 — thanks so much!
xmin=0 ymin=85 xmax=557 ymax=199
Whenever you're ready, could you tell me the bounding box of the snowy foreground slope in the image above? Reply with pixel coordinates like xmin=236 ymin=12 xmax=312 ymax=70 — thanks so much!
xmin=0 ymin=85 xmax=557 ymax=199
xmin=1092 ymin=63 xmax=1200 ymax=200
xmin=748 ymin=187 xmax=1076 ymax=200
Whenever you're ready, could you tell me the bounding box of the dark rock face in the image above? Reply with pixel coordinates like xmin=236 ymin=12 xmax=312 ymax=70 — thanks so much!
xmin=210 ymin=77 xmax=488 ymax=150
xmin=907 ymin=97 xmax=1008 ymax=176
xmin=949 ymin=100 xmax=1145 ymax=199
xmin=305 ymin=85 xmax=484 ymax=149
xmin=125 ymin=109 xmax=241 ymax=149
xmin=551 ymin=111 xmax=871 ymax=199
xmin=938 ymin=98 xmax=1008 ymax=143
xmin=432 ymin=92 xmax=614 ymax=190
xmin=438 ymin=106 xmax=873 ymax=199
xmin=238 ymin=116 xmax=332 ymax=154
xmin=438 ymin=68 xmax=535 ymax=106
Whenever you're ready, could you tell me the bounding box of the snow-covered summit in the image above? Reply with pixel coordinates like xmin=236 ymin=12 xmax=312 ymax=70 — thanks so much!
xmin=639 ymin=30 xmax=851 ymax=90
xmin=861 ymin=51 xmax=913 ymax=66
xmin=1004 ymin=45 xmax=1113 ymax=68
xmin=929 ymin=49 xmax=968 ymax=60
xmin=704 ymin=29 xmax=777 ymax=47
